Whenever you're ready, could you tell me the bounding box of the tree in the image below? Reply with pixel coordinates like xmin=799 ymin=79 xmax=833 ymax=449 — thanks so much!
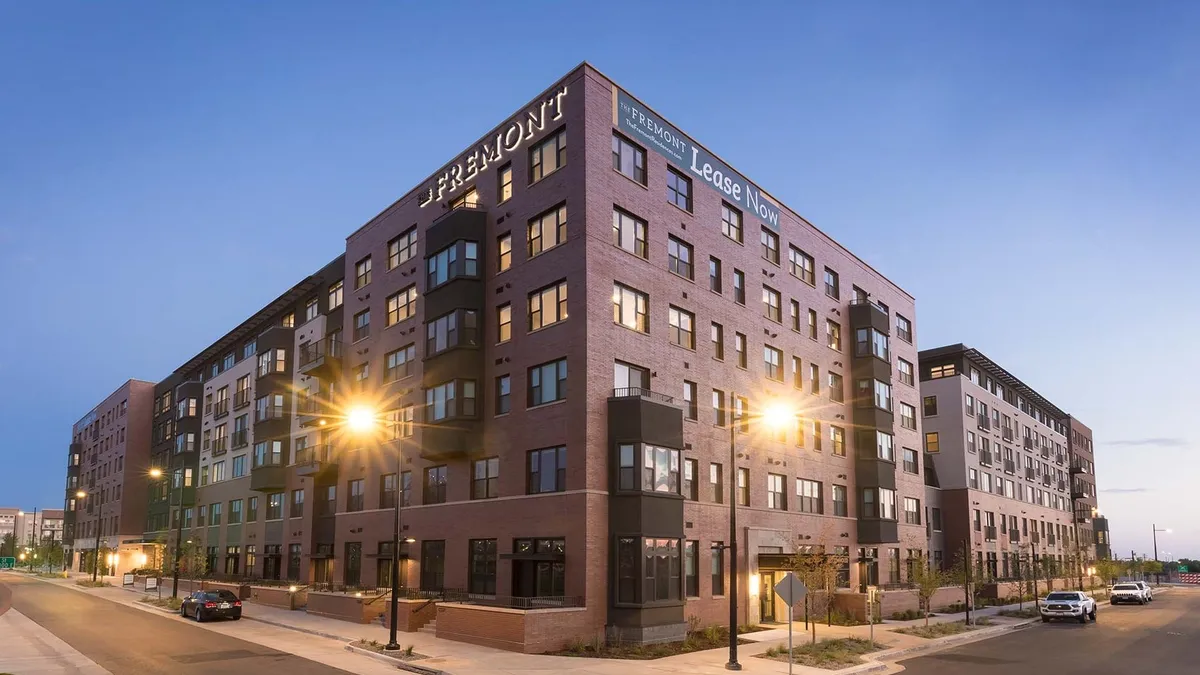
xmin=1144 ymin=560 xmax=1164 ymax=583
xmin=179 ymin=540 xmax=209 ymax=582
xmin=1128 ymin=556 xmax=1146 ymax=582
xmin=909 ymin=552 xmax=950 ymax=626
xmin=946 ymin=546 xmax=974 ymax=624
xmin=788 ymin=543 xmax=848 ymax=643
xmin=0 ymin=532 xmax=15 ymax=558
xmin=1040 ymin=553 xmax=1056 ymax=595
xmin=1094 ymin=558 xmax=1123 ymax=586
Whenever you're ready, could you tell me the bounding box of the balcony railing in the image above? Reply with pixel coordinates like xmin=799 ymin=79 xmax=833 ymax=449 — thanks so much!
xmin=295 ymin=444 xmax=335 ymax=466
xmin=1057 ymin=480 xmax=1066 ymax=491
xmin=256 ymin=406 xmax=286 ymax=421
xmin=299 ymin=338 xmax=343 ymax=369
xmin=1031 ymin=531 xmax=1040 ymax=544
xmin=1024 ymin=467 xmax=1035 ymax=480
xmin=1069 ymin=463 xmax=1087 ymax=475
xmin=213 ymin=400 xmax=229 ymax=418
xmin=977 ymin=414 xmax=991 ymax=430
xmin=984 ymin=526 xmax=997 ymax=541
xmin=1023 ymin=437 xmax=1033 ymax=449
xmin=1009 ymin=529 xmax=1020 ymax=543
xmin=234 ymin=390 xmax=251 ymax=409
xmin=1040 ymin=445 xmax=1050 ymax=459
xmin=610 ymin=387 xmax=675 ymax=405
xmin=1001 ymin=427 xmax=1014 ymax=441
xmin=1004 ymin=459 xmax=1015 ymax=474
xmin=232 ymin=430 xmax=248 ymax=448
xmin=441 ymin=591 xmax=584 ymax=610
xmin=211 ymin=438 xmax=228 ymax=456
xmin=979 ymin=450 xmax=993 ymax=466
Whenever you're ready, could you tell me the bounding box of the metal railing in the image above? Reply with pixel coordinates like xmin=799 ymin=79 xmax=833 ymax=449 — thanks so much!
xmin=295 ymin=444 xmax=335 ymax=465
xmin=300 ymin=338 xmax=343 ymax=368
xmin=442 ymin=590 xmax=584 ymax=609
xmin=1004 ymin=459 xmax=1015 ymax=474
xmin=977 ymin=414 xmax=991 ymax=430
xmin=610 ymin=387 xmax=675 ymax=405
xmin=213 ymin=400 xmax=229 ymax=417
xmin=1023 ymin=437 xmax=1033 ymax=449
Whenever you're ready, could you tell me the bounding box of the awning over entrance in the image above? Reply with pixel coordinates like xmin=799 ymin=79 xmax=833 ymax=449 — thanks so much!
xmin=757 ymin=553 xmax=794 ymax=570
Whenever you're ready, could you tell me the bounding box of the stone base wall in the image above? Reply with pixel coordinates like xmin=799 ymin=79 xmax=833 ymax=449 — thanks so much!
xmin=306 ymin=592 xmax=386 ymax=623
xmin=435 ymin=603 xmax=601 ymax=653
xmin=381 ymin=599 xmax=439 ymax=632
xmin=249 ymin=585 xmax=303 ymax=609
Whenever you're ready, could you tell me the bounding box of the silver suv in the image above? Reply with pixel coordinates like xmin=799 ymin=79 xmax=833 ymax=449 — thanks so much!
xmin=1134 ymin=581 xmax=1154 ymax=602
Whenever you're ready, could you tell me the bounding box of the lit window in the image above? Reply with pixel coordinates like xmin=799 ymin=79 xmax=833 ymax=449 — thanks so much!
xmin=668 ymin=306 xmax=695 ymax=349
xmin=355 ymin=256 xmax=372 ymax=289
xmin=388 ymin=228 xmax=417 ymax=270
xmin=528 ymin=280 xmax=568 ymax=330
xmin=530 ymin=129 xmax=566 ymax=182
xmin=668 ymin=236 xmax=693 ymax=279
xmin=612 ymin=133 xmax=646 ymax=184
xmin=789 ymin=246 xmax=815 ymax=285
xmin=613 ymin=283 xmax=649 ymax=333
xmin=497 ymin=233 xmax=512 ymax=272
xmin=529 ymin=204 xmax=567 ymax=256
xmin=612 ymin=207 xmax=647 ymax=258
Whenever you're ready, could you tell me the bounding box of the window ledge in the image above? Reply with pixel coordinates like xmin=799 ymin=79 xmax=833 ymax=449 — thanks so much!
xmin=668 ymin=201 xmax=693 ymax=218
xmin=526 ymin=399 xmax=567 ymax=412
xmin=528 ymin=165 xmax=566 ymax=188
xmin=527 ymin=321 xmax=566 ymax=336
xmin=612 ymin=168 xmax=649 ymax=190
xmin=613 ymin=321 xmax=650 ymax=337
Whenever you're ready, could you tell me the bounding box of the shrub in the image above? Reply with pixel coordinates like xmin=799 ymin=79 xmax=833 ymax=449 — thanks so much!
xmin=75 ymin=579 xmax=111 ymax=588
xmin=890 ymin=609 xmax=925 ymax=621
xmin=762 ymin=637 xmax=883 ymax=669
xmin=828 ymin=609 xmax=867 ymax=626
xmin=894 ymin=621 xmax=976 ymax=639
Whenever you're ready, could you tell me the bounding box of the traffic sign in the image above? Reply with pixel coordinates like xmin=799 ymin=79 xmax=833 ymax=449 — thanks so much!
xmin=0 ymin=557 xmax=15 ymax=569
xmin=774 ymin=572 xmax=807 ymax=608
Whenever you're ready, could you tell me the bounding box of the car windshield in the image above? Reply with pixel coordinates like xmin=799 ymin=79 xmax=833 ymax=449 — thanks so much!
xmin=1113 ymin=584 xmax=1139 ymax=590
xmin=1046 ymin=593 xmax=1080 ymax=601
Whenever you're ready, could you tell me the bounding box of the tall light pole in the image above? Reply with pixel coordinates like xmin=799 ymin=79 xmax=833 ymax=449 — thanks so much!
xmin=151 ymin=467 xmax=186 ymax=598
xmin=1152 ymin=525 xmax=1170 ymax=584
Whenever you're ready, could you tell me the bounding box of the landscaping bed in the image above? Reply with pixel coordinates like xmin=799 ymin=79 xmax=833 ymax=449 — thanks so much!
xmin=75 ymin=579 xmax=111 ymax=588
xmin=998 ymin=607 xmax=1040 ymax=619
xmin=349 ymin=640 xmax=426 ymax=661
xmin=138 ymin=595 xmax=183 ymax=611
xmin=555 ymin=625 xmax=764 ymax=659
xmin=893 ymin=619 xmax=986 ymax=638
xmin=760 ymin=638 xmax=883 ymax=669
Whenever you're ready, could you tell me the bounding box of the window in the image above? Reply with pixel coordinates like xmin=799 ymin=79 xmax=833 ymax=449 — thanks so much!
xmin=353 ymin=309 xmax=370 ymax=341
xmin=668 ymin=236 xmax=693 ymax=279
xmin=667 ymin=167 xmax=692 ymax=211
xmin=612 ymin=133 xmax=646 ymax=184
xmin=797 ymin=479 xmax=823 ymax=514
xmin=608 ymin=282 xmax=649 ymax=333
xmin=761 ymin=473 xmax=786 ymax=510
xmin=788 ymin=301 xmax=801 ymax=334
xmin=683 ymin=381 xmax=698 ymax=420
xmin=530 ymin=128 xmax=566 ymax=182
xmin=379 ymin=473 xmax=397 ymax=509
xmin=829 ymin=372 xmax=845 ymax=402
xmin=619 ymin=443 xmax=680 ymax=493
xmin=788 ymin=246 xmax=815 ymax=285
xmin=757 ymin=229 xmax=780 ymax=269
xmin=426 ymin=241 xmax=479 ymax=288
xmin=807 ymin=309 xmax=818 ymax=340
xmin=897 ymin=314 xmax=913 ymax=343
xmin=354 ymin=362 xmax=370 ymax=386
xmin=384 ymin=344 xmax=416 ymax=381
xmin=426 ymin=309 xmax=478 ymax=354
xmin=810 ymin=363 xmax=820 ymax=395
xmin=355 ymin=256 xmax=372 ymax=289
xmin=386 ymin=285 xmax=418 ymax=326
xmin=684 ymin=540 xmax=699 ymax=597
xmin=824 ymin=268 xmax=839 ymax=299
xmin=683 ymin=458 xmax=698 ymax=500
xmin=496 ymin=233 xmax=512 ymax=272
xmin=733 ymin=269 xmax=745 ymax=304
xmin=303 ymin=296 xmax=319 ymax=323
xmin=734 ymin=332 xmax=747 ymax=368
xmin=711 ymin=542 xmax=725 ymax=595
xmin=764 ymin=345 xmax=783 ymax=381
xmin=721 ymin=203 xmax=742 ymax=242
xmin=711 ymin=322 xmax=725 ymax=360
xmin=385 ymin=227 xmax=418 ymax=271
xmin=708 ymin=257 xmax=722 ymax=293
xmin=498 ymin=163 xmax=513 ymax=203
xmin=289 ymin=489 xmax=304 ymax=518
xmin=712 ymin=389 xmax=726 ymax=426
xmin=923 ymin=396 xmax=938 ymax=417
xmin=469 ymin=539 xmax=498 ymax=595
xmin=281 ymin=313 xmax=294 ymax=328
xmin=832 ymin=484 xmax=848 ymax=517
xmin=903 ymin=499 xmax=921 ymax=524
xmin=929 ymin=363 xmax=956 ymax=379
xmin=255 ymin=350 xmax=285 ymax=377
xmin=528 ymin=358 xmax=567 ymax=406
xmin=232 ymin=455 xmax=247 ymax=478
xmin=862 ymin=487 xmax=896 ymax=519
xmin=898 ymin=358 xmax=914 ymax=386
xmin=472 ymin=457 xmax=499 ymax=500
xmin=424 ymin=466 xmax=447 ymax=504
xmin=612 ymin=207 xmax=647 ymax=258
xmin=925 ymin=432 xmax=940 ymax=453
xmin=826 ymin=320 xmax=842 ymax=351
xmin=229 ymin=499 xmax=243 ymax=524
xmin=641 ymin=538 xmax=681 ymax=602
xmin=737 ymin=468 xmax=749 ymax=506
xmin=763 ymin=285 xmax=781 ymax=322
xmin=266 ymin=493 xmax=284 ymax=520
xmin=528 ymin=203 xmax=567 ymax=256
xmin=900 ymin=402 xmax=916 ymax=430
xmin=529 ymin=280 xmax=568 ymax=330
xmin=614 ymin=360 xmax=650 ymax=391
xmin=903 ymin=448 xmax=919 ymax=474
xmin=709 ymin=463 xmax=723 ymax=503
xmin=212 ymin=461 xmax=226 ymax=483
xmin=493 ymin=374 xmax=511 ymax=415
xmin=490 ymin=303 xmax=511 ymax=343
xmin=425 ymin=380 xmax=476 ymax=420
xmin=247 ymin=496 xmax=258 ymax=522
xmin=792 ymin=356 xmax=803 ymax=390
xmin=855 ymin=327 xmax=889 ymax=362
xmin=668 ymin=306 xmax=695 ymax=349
xmin=528 ymin=446 xmax=567 ymax=493
xmin=871 ymin=430 xmax=896 ymax=461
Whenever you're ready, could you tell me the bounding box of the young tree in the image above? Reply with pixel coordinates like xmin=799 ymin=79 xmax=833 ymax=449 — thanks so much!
xmin=1094 ymin=558 xmax=1123 ymax=586
xmin=0 ymin=532 xmax=15 ymax=558
xmin=945 ymin=547 xmax=974 ymax=624
xmin=1144 ymin=560 xmax=1164 ymax=584
xmin=1040 ymin=554 xmax=1056 ymax=595
xmin=179 ymin=540 xmax=209 ymax=582
xmin=788 ymin=543 xmax=847 ymax=643
xmin=909 ymin=552 xmax=950 ymax=626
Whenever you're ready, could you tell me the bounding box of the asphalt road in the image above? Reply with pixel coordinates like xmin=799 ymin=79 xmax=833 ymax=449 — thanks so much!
xmin=899 ymin=588 xmax=1200 ymax=675
xmin=1 ymin=574 xmax=357 ymax=675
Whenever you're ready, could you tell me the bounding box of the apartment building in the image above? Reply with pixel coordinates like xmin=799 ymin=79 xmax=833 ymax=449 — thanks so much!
xmin=13 ymin=509 xmax=65 ymax=547
xmin=918 ymin=345 xmax=1096 ymax=579
xmin=1066 ymin=416 xmax=1099 ymax=560
xmin=64 ymin=379 xmax=155 ymax=574
xmin=140 ymin=256 xmax=345 ymax=581
xmin=0 ymin=507 xmax=18 ymax=545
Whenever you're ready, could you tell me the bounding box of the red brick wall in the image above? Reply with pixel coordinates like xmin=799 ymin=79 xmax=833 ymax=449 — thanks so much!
xmin=306 ymin=591 xmax=383 ymax=624
xmin=249 ymin=585 xmax=302 ymax=609
xmin=434 ymin=603 xmax=601 ymax=653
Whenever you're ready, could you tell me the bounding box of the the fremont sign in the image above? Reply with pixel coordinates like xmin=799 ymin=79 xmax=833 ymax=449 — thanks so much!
xmin=418 ymin=86 xmax=569 ymax=208
xmin=615 ymin=89 xmax=781 ymax=230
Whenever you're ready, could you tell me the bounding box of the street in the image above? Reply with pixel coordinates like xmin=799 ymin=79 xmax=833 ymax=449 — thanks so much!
xmin=0 ymin=574 xmax=359 ymax=675
xmin=898 ymin=588 xmax=1200 ymax=675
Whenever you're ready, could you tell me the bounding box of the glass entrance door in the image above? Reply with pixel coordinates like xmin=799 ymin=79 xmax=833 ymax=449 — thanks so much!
xmin=760 ymin=570 xmax=777 ymax=622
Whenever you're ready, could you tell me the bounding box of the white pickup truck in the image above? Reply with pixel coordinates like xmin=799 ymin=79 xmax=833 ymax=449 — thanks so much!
xmin=1110 ymin=583 xmax=1148 ymax=605
xmin=1041 ymin=591 xmax=1097 ymax=623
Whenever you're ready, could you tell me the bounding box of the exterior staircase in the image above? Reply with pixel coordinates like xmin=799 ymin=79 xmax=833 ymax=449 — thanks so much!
xmin=418 ymin=619 xmax=437 ymax=635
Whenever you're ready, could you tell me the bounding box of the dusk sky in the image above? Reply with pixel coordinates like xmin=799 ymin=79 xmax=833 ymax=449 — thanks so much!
xmin=1 ymin=2 xmax=1195 ymax=558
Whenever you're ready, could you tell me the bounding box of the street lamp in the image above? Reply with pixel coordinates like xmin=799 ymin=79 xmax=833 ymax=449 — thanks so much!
xmin=718 ymin=397 xmax=795 ymax=671
xmin=347 ymin=403 xmax=407 ymax=652
xmin=1152 ymin=525 xmax=1170 ymax=584
xmin=151 ymin=466 xmax=187 ymax=599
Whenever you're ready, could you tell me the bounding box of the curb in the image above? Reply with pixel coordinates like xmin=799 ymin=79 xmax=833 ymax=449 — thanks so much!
xmin=866 ymin=619 xmax=1036 ymax=666
xmin=343 ymin=643 xmax=443 ymax=675
xmin=242 ymin=613 xmax=356 ymax=642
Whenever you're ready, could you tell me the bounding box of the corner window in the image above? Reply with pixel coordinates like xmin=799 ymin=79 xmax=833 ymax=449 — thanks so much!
xmin=855 ymin=327 xmax=889 ymax=361
xmin=612 ymin=133 xmax=646 ymax=184
xmin=425 ymin=380 xmax=476 ymax=421
xmin=426 ymin=241 xmax=478 ymax=289
xmin=530 ymin=128 xmax=566 ymax=182
xmin=426 ymin=309 xmax=478 ymax=355
xmin=618 ymin=443 xmax=681 ymax=494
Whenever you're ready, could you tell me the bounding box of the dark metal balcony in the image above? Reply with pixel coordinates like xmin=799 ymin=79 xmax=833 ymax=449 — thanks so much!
xmin=1071 ymin=486 xmax=1088 ymax=500
xmin=299 ymin=337 xmax=343 ymax=381
xmin=1004 ymin=459 xmax=1015 ymax=474
xmin=297 ymin=398 xmax=329 ymax=428
xmin=984 ymin=526 xmax=997 ymax=542
xmin=250 ymin=464 xmax=287 ymax=492
xmin=211 ymin=437 xmax=228 ymax=456
xmin=232 ymin=430 xmax=248 ymax=449
xmin=213 ymin=400 xmax=229 ymax=419
xmin=1009 ymin=529 xmax=1020 ymax=544
xmin=1075 ymin=512 xmax=1092 ymax=524
xmin=1040 ymin=445 xmax=1050 ymax=459
xmin=1057 ymin=479 xmax=1066 ymax=491
xmin=1048 ymin=534 xmax=1057 ymax=546
xmin=1031 ymin=531 xmax=1040 ymax=544
xmin=610 ymin=387 xmax=675 ymax=405
xmin=977 ymin=414 xmax=990 ymax=431
xmin=1024 ymin=467 xmax=1035 ymax=480
xmin=234 ymin=390 xmax=251 ymax=410
xmin=1023 ymin=437 xmax=1033 ymax=450
xmin=295 ymin=445 xmax=338 ymax=478
xmin=979 ymin=450 xmax=993 ymax=467
xmin=1001 ymin=426 xmax=1014 ymax=441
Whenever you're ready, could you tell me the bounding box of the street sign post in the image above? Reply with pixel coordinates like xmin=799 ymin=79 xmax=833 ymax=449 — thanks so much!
xmin=774 ymin=572 xmax=808 ymax=675
xmin=0 ymin=557 xmax=15 ymax=569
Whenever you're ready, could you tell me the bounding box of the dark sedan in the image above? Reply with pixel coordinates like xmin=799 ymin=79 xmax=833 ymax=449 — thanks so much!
xmin=180 ymin=590 xmax=242 ymax=622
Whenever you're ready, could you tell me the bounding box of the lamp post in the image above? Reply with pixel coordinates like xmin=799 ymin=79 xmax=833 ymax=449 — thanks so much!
xmin=92 ymin=500 xmax=104 ymax=583
xmin=150 ymin=467 xmax=186 ymax=598
xmin=1152 ymin=525 xmax=1170 ymax=584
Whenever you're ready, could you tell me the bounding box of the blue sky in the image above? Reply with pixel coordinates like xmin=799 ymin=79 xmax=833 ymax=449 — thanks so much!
xmin=1 ymin=1 xmax=1196 ymax=558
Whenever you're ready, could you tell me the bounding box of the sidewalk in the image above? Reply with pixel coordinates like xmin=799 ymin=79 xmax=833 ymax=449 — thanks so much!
xmin=0 ymin=604 xmax=111 ymax=675
xmin=9 ymin=571 xmax=1041 ymax=675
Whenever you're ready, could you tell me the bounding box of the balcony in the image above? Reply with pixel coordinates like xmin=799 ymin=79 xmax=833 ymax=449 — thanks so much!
xmin=1069 ymin=463 xmax=1086 ymax=475
xmin=211 ymin=438 xmax=228 ymax=456
xmin=1023 ymin=437 xmax=1033 ymax=450
xmin=213 ymin=400 xmax=229 ymax=419
xmin=977 ymin=414 xmax=991 ymax=431
xmin=1009 ymin=529 xmax=1020 ymax=544
xmin=1024 ymin=467 xmax=1035 ymax=480
xmin=1075 ymin=512 xmax=1092 ymax=524
xmin=232 ymin=430 xmax=248 ymax=449
xmin=299 ymin=337 xmax=343 ymax=381
xmin=1031 ymin=531 xmax=1040 ymax=544
xmin=250 ymin=464 xmax=287 ymax=492
xmin=234 ymin=390 xmax=251 ymax=409
xmin=297 ymin=398 xmax=328 ymax=428
xmin=1041 ymin=475 xmax=1052 ymax=487
xmin=1004 ymin=459 xmax=1015 ymax=474
xmin=1040 ymin=445 xmax=1050 ymax=459
xmin=984 ymin=526 xmax=997 ymax=542
xmin=1057 ymin=480 xmax=1066 ymax=491
xmin=611 ymin=387 xmax=675 ymax=405
xmin=1055 ymin=454 xmax=1065 ymax=465
xmin=979 ymin=450 xmax=993 ymax=467
xmin=1071 ymin=486 xmax=1088 ymax=500
xmin=1048 ymin=534 xmax=1057 ymax=546
xmin=295 ymin=444 xmax=338 ymax=478
xmin=1001 ymin=426 xmax=1014 ymax=442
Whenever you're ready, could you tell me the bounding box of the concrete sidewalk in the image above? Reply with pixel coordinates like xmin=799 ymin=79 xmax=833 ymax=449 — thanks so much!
xmin=7 ymin=571 xmax=1044 ymax=675
xmin=0 ymin=605 xmax=111 ymax=675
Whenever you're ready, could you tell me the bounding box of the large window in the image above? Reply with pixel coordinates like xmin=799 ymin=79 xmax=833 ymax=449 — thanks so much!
xmin=643 ymin=538 xmax=681 ymax=602
xmin=613 ymin=283 xmax=649 ymax=333
xmin=426 ymin=310 xmax=478 ymax=355
xmin=896 ymin=314 xmax=913 ymax=343
xmin=855 ymin=327 xmax=889 ymax=361
xmin=763 ymin=285 xmax=781 ymax=322
xmin=667 ymin=167 xmax=692 ymax=211
xmin=469 ymin=539 xmax=497 ymax=595
xmin=427 ymin=241 xmax=478 ymax=289
xmin=721 ymin=203 xmax=742 ymax=243
xmin=900 ymin=402 xmax=916 ymax=430
xmin=789 ymin=246 xmax=815 ymax=285
xmin=424 ymin=466 xmax=447 ymax=504
xmin=355 ymin=256 xmax=372 ymax=289
xmin=668 ymin=236 xmax=693 ymax=279
xmin=612 ymin=133 xmax=646 ymax=184
xmin=612 ymin=207 xmax=647 ymax=258
xmin=386 ymin=285 xmax=418 ymax=326
xmin=832 ymin=484 xmax=848 ymax=516
xmin=497 ymin=303 xmax=512 ymax=343
xmin=898 ymin=358 xmax=914 ymax=386
xmin=824 ymin=267 xmax=840 ymax=299
xmin=384 ymin=344 xmax=416 ymax=381
xmin=764 ymin=345 xmax=783 ymax=381
xmin=797 ymin=479 xmax=823 ymax=514
xmin=256 ymin=349 xmax=285 ymax=377
xmin=826 ymin=320 xmax=842 ymax=351
xmin=767 ymin=473 xmax=787 ymax=510
xmin=528 ymin=203 xmax=567 ymax=256
xmin=529 ymin=280 xmax=568 ymax=330
xmin=761 ymin=228 xmax=779 ymax=264
xmin=865 ymin=430 xmax=895 ymax=461
xmin=425 ymin=380 xmax=476 ymax=421
xmin=528 ymin=358 xmax=567 ymax=406
xmin=353 ymin=309 xmax=370 ymax=341
xmin=614 ymin=360 xmax=650 ymax=392
xmin=530 ymin=128 xmax=566 ymax=182
xmin=617 ymin=443 xmax=680 ymax=493
xmin=528 ymin=446 xmax=567 ymax=494
xmin=472 ymin=457 xmax=499 ymax=500
xmin=388 ymin=227 xmax=417 ymax=270
xmin=856 ymin=378 xmax=892 ymax=411
xmin=862 ymin=487 xmax=897 ymax=519
xmin=668 ymin=306 xmax=695 ymax=349
xmin=904 ymin=497 xmax=921 ymax=525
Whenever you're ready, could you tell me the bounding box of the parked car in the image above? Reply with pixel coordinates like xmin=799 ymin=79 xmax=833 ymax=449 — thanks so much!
xmin=1134 ymin=581 xmax=1154 ymax=601
xmin=180 ymin=589 xmax=242 ymax=622
xmin=1110 ymin=583 xmax=1147 ymax=605
xmin=1041 ymin=591 xmax=1097 ymax=623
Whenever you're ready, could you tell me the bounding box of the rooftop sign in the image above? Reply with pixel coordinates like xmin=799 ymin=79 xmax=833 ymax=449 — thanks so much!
xmin=615 ymin=89 xmax=781 ymax=230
